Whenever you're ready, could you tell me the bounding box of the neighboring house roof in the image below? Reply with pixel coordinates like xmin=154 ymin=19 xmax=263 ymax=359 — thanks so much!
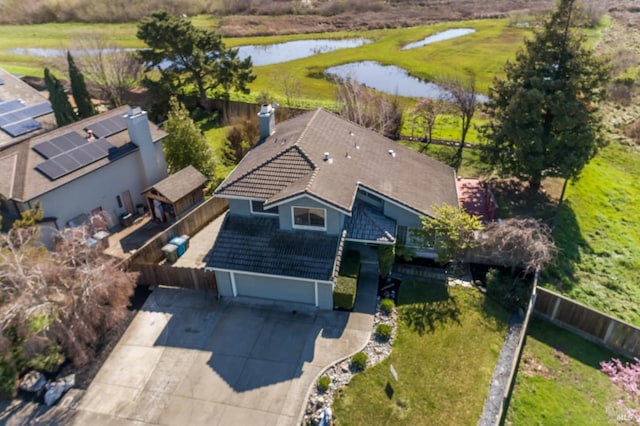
xmin=0 ymin=69 xmax=57 ymax=149
xmin=344 ymin=201 xmax=397 ymax=244
xmin=216 ymin=108 xmax=458 ymax=218
xmin=206 ymin=215 xmax=342 ymax=281
xmin=143 ymin=165 xmax=208 ymax=203
xmin=0 ymin=105 xmax=167 ymax=202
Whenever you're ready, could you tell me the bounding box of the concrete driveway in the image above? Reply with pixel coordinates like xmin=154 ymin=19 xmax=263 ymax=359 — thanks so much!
xmin=50 ymin=278 xmax=375 ymax=426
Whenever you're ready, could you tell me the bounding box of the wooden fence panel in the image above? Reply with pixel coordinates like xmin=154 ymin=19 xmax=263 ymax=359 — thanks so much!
xmin=131 ymin=263 xmax=217 ymax=293
xmin=535 ymin=287 xmax=640 ymax=358
xmin=128 ymin=197 xmax=228 ymax=265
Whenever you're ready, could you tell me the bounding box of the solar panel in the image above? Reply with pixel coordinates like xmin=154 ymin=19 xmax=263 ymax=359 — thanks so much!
xmin=86 ymin=115 xmax=127 ymax=138
xmin=0 ymin=99 xmax=24 ymax=114
xmin=68 ymin=147 xmax=93 ymax=164
xmin=1 ymin=119 xmax=42 ymax=137
xmin=32 ymin=140 xmax=62 ymax=159
xmin=21 ymin=102 xmax=53 ymax=118
xmin=55 ymin=153 xmax=82 ymax=171
xmin=94 ymin=138 xmax=116 ymax=155
xmin=36 ymin=160 xmax=67 ymax=180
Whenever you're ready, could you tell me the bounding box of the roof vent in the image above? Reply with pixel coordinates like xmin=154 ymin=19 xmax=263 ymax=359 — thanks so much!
xmin=323 ymin=152 xmax=333 ymax=164
xmin=388 ymin=149 xmax=396 ymax=158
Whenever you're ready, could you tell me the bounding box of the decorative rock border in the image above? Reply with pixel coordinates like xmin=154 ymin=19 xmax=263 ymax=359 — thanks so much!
xmin=302 ymin=299 xmax=398 ymax=425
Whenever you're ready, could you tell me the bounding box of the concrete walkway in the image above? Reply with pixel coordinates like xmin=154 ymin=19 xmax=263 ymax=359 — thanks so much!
xmin=22 ymin=274 xmax=375 ymax=426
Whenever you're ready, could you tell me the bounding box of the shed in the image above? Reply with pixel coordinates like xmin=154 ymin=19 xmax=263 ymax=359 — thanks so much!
xmin=143 ymin=165 xmax=208 ymax=223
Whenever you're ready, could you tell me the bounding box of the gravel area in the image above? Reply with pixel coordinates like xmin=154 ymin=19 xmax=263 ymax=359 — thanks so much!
xmin=478 ymin=310 xmax=525 ymax=426
xmin=302 ymin=299 xmax=397 ymax=426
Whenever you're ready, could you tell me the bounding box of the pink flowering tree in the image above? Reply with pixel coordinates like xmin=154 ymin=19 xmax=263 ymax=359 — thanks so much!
xmin=600 ymin=357 xmax=640 ymax=423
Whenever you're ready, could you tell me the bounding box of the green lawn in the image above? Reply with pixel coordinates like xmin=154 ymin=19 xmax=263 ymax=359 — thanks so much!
xmin=507 ymin=319 xmax=632 ymax=425
xmin=542 ymin=141 xmax=640 ymax=325
xmin=332 ymin=282 xmax=508 ymax=425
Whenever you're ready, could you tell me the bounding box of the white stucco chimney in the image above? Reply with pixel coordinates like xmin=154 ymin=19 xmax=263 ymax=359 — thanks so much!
xmin=125 ymin=107 xmax=167 ymax=187
xmin=258 ymin=104 xmax=276 ymax=141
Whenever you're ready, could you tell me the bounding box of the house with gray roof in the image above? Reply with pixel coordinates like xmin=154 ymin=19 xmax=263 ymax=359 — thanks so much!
xmin=0 ymin=105 xmax=168 ymax=236
xmin=206 ymin=105 xmax=459 ymax=309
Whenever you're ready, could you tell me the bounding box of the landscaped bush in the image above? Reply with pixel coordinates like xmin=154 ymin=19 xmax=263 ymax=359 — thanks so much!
xmin=486 ymin=268 xmax=532 ymax=311
xmin=334 ymin=250 xmax=361 ymax=310
xmin=380 ymin=298 xmax=395 ymax=315
xmin=351 ymin=351 xmax=368 ymax=371
xmin=376 ymin=324 xmax=392 ymax=341
xmin=318 ymin=375 xmax=331 ymax=392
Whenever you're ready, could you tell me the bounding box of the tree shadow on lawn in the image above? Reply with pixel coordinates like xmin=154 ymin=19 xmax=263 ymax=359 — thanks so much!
xmin=397 ymin=281 xmax=461 ymax=336
xmin=488 ymin=178 xmax=558 ymax=221
xmin=543 ymin=202 xmax=592 ymax=294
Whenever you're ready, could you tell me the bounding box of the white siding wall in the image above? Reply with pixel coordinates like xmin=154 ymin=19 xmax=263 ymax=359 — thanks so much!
xmin=35 ymin=150 xmax=166 ymax=228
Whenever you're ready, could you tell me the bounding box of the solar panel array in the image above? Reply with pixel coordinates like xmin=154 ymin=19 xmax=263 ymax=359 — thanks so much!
xmin=85 ymin=115 xmax=127 ymax=138
xmin=0 ymin=99 xmax=53 ymax=137
xmin=35 ymin=138 xmax=116 ymax=181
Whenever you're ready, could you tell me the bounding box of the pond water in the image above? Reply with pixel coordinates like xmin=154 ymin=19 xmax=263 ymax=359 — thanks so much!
xmin=326 ymin=61 xmax=449 ymax=99
xmin=7 ymin=39 xmax=370 ymax=66
xmin=236 ymin=38 xmax=370 ymax=66
xmin=401 ymin=28 xmax=476 ymax=50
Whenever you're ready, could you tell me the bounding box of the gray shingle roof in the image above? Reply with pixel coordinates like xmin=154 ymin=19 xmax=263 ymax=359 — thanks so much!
xmin=144 ymin=165 xmax=208 ymax=203
xmin=215 ymin=109 xmax=458 ymax=217
xmin=205 ymin=215 xmax=341 ymax=281
xmin=344 ymin=201 xmax=397 ymax=243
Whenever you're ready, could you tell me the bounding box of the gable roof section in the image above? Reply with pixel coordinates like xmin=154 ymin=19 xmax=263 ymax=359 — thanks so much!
xmin=0 ymin=105 xmax=167 ymax=202
xmin=206 ymin=215 xmax=340 ymax=281
xmin=217 ymin=145 xmax=314 ymax=199
xmin=344 ymin=201 xmax=397 ymax=244
xmin=215 ymin=108 xmax=458 ymax=218
xmin=144 ymin=165 xmax=208 ymax=203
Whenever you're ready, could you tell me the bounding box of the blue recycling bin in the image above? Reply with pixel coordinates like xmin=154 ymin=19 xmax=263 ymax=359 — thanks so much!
xmin=170 ymin=236 xmax=187 ymax=257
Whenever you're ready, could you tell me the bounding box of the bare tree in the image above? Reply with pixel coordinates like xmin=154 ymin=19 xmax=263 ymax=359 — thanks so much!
xmin=476 ymin=218 xmax=557 ymax=275
xmin=335 ymin=77 xmax=402 ymax=137
xmin=409 ymin=98 xmax=447 ymax=148
xmin=71 ymin=34 xmax=143 ymax=107
xmin=0 ymin=225 xmax=137 ymax=395
xmin=438 ymin=72 xmax=478 ymax=169
xmin=274 ymin=71 xmax=302 ymax=108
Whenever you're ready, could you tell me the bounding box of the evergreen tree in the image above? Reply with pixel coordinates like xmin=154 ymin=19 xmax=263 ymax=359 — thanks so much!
xmin=162 ymin=97 xmax=216 ymax=177
xmin=480 ymin=0 xmax=610 ymax=192
xmin=44 ymin=68 xmax=77 ymax=127
xmin=137 ymin=11 xmax=255 ymax=112
xmin=67 ymin=51 xmax=95 ymax=119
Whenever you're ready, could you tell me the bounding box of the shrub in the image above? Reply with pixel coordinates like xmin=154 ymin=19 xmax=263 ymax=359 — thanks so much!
xmin=380 ymin=298 xmax=395 ymax=315
xmin=486 ymin=268 xmax=532 ymax=311
xmin=376 ymin=324 xmax=392 ymax=341
xmin=0 ymin=357 xmax=18 ymax=399
xmin=334 ymin=250 xmax=360 ymax=310
xmin=318 ymin=375 xmax=331 ymax=392
xmin=351 ymin=352 xmax=368 ymax=371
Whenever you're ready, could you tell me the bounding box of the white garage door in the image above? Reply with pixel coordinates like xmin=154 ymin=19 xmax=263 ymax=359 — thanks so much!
xmin=234 ymin=273 xmax=316 ymax=305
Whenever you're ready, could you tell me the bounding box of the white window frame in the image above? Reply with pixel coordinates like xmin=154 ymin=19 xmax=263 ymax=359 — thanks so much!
xmin=250 ymin=200 xmax=279 ymax=216
xmin=291 ymin=206 xmax=327 ymax=231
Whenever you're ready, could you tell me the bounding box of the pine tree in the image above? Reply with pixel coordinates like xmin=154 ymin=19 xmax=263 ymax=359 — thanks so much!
xmin=67 ymin=52 xmax=95 ymax=119
xmin=162 ymin=97 xmax=216 ymax=177
xmin=480 ymin=0 xmax=610 ymax=192
xmin=44 ymin=68 xmax=77 ymax=127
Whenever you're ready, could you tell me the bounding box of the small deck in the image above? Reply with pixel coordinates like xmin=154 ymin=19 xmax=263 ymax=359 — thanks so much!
xmin=456 ymin=178 xmax=498 ymax=222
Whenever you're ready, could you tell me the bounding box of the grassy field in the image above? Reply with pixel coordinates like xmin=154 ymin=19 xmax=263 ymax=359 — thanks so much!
xmin=506 ymin=319 xmax=632 ymax=425
xmin=0 ymin=17 xmax=528 ymax=100
xmin=542 ymin=141 xmax=640 ymax=325
xmin=332 ymin=281 xmax=508 ymax=425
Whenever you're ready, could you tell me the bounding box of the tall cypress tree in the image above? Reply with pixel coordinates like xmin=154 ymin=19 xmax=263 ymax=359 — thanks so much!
xmin=67 ymin=52 xmax=95 ymax=119
xmin=44 ymin=68 xmax=78 ymax=127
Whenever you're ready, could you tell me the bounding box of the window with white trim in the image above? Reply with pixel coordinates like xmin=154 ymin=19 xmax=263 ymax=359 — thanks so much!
xmin=251 ymin=200 xmax=278 ymax=215
xmin=292 ymin=207 xmax=325 ymax=229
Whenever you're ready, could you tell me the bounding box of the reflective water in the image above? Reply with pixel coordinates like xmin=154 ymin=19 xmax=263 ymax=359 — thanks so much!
xmin=401 ymin=28 xmax=476 ymax=50
xmin=236 ymin=39 xmax=370 ymax=66
xmin=326 ymin=61 xmax=449 ymax=99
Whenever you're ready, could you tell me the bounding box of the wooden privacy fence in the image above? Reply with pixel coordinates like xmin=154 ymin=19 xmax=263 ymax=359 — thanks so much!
xmin=128 ymin=196 xmax=228 ymax=265
xmin=535 ymin=287 xmax=640 ymax=358
xmin=130 ymin=263 xmax=217 ymax=292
